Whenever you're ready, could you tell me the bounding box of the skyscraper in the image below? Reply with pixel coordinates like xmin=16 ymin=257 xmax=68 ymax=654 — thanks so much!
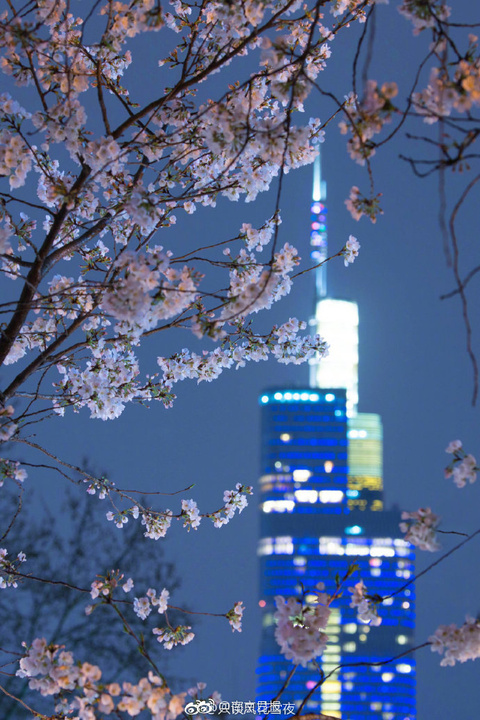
xmin=256 ymin=156 xmax=416 ymax=719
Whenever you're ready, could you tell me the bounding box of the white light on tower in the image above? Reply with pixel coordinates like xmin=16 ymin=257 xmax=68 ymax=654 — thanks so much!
xmin=312 ymin=298 xmax=359 ymax=416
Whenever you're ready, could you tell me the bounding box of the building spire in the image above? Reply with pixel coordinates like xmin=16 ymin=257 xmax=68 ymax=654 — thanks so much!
xmin=310 ymin=150 xmax=328 ymax=302
xmin=309 ymin=151 xmax=360 ymax=415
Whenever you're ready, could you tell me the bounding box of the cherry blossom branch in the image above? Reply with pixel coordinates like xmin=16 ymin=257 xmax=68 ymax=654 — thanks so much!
xmin=2 ymin=311 xmax=93 ymax=401
xmin=314 ymin=641 xmax=431 ymax=694
xmin=0 ymin=482 xmax=23 ymax=543
xmin=0 ymin=164 xmax=91 ymax=366
xmin=109 ymin=602 xmax=167 ymax=683
xmin=286 ymin=641 xmax=430 ymax=720
xmin=111 ymin=0 xmax=304 ymax=140
xmin=11 ymin=569 xmax=90 ymax=595
xmin=385 ymin=525 xmax=480 ymax=601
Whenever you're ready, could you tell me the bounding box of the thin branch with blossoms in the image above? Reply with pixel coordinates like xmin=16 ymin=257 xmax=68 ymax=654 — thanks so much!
xmin=289 ymin=641 xmax=430 ymax=720
xmin=447 ymin=173 xmax=480 ymax=405
xmin=385 ymin=525 xmax=480 ymax=602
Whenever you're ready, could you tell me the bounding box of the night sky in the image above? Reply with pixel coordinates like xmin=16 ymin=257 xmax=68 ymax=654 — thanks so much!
xmin=5 ymin=2 xmax=480 ymax=719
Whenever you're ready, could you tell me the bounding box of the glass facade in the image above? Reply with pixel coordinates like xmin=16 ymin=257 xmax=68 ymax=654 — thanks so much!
xmin=256 ymin=390 xmax=416 ymax=720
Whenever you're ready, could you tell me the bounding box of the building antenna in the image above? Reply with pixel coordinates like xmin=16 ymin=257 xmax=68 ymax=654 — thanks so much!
xmin=309 ymin=150 xmax=328 ymax=388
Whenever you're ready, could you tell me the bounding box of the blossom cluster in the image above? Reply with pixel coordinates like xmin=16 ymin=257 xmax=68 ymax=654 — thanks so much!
xmin=345 ymin=185 xmax=383 ymax=223
xmin=16 ymin=638 xmax=193 ymax=718
xmin=226 ymin=601 xmax=245 ymax=632
xmin=400 ymin=507 xmax=441 ymax=552
xmin=0 ymin=457 xmax=27 ymax=486
xmin=0 ymin=126 xmax=33 ymax=189
xmin=84 ymin=475 xmax=114 ymax=499
xmin=218 ymin=242 xmax=300 ymax=324
xmin=0 ymin=405 xmax=18 ymax=442
xmin=274 ymin=584 xmax=331 ymax=667
xmin=157 ymin=322 xmax=328 ymax=391
xmin=430 ymin=616 xmax=480 ymax=666
xmin=89 ymin=570 xmax=131 ymax=601
xmin=210 ymin=484 xmax=253 ymax=528
xmin=88 ymin=573 xmax=171 ymax=621
xmin=103 ymin=484 xmax=252 ymax=539
xmin=55 ymin=345 xmax=143 ymax=420
xmin=0 ymin=547 xmax=27 ymax=589
xmin=100 ymin=250 xmax=196 ymax=342
xmin=239 ymin=214 xmax=280 ymax=252
xmin=51 ymin=316 xmax=327 ymax=421
xmin=339 ymin=82 xmax=398 ymax=165
xmin=4 ymin=275 xmax=95 ymax=367
xmin=87 ymin=570 xmax=247 ymax=652
xmin=86 ymin=572 xmax=197 ymax=652
xmin=445 ymin=440 xmax=478 ymax=488
xmin=133 ymin=588 xmax=170 ymax=620
xmin=398 ymin=0 xmax=451 ymax=36
xmin=153 ymin=625 xmax=195 ymax=650
xmin=348 ymin=579 xmax=382 ymax=626
xmin=413 ymin=59 xmax=480 ymax=124
xmin=342 ymin=235 xmax=360 ymax=266
xmin=141 ymin=509 xmax=173 ymax=540
xmin=181 ymin=499 xmax=201 ymax=530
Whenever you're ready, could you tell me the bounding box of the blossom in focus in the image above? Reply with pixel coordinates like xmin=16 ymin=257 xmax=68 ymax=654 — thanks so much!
xmin=211 ymin=484 xmax=253 ymax=527
xmin=181 ymin=499 xmax=201 ymax=530
xmin=0 ymin=457 xmax=27 ymax=486
xmin=134 ymin=596 xmax=152 ymax=620
xmin=147 ymin=587 xmax=170 ymax=614
xmin=343 ymin=235 xmax=360 ymax=266
xmin=226 ymin=601 xmax=245 ymax=632
xmin=0 ymin=547 xmax=27 ymax=589
xmin=153 ymin=626 xmax=195 ymax=650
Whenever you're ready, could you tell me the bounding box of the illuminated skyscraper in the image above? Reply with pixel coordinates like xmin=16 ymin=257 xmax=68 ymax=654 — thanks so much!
xmin=256 ymin=155 xmax=416 ymax=719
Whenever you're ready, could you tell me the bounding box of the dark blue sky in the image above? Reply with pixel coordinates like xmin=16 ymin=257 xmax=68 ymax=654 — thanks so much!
xmin=7 ymin=2 xmax=480 ymax=718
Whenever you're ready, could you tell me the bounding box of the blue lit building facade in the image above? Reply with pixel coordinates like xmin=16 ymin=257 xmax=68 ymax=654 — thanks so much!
xmin=256 ymin=157 xmax=416 ymax=719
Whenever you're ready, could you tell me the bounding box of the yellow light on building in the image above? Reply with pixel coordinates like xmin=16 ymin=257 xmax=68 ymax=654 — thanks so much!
xmin=348 ymin=414 xmax=383 ymax=480
xmin=321 ymin=608 xmax=342 ymax=717
xmin=347 ymin=413 xmax=384 ymax=510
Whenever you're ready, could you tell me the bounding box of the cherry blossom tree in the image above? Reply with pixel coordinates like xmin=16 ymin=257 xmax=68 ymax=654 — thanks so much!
xmin=1 ymin=0 xmax=480 ymax=718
